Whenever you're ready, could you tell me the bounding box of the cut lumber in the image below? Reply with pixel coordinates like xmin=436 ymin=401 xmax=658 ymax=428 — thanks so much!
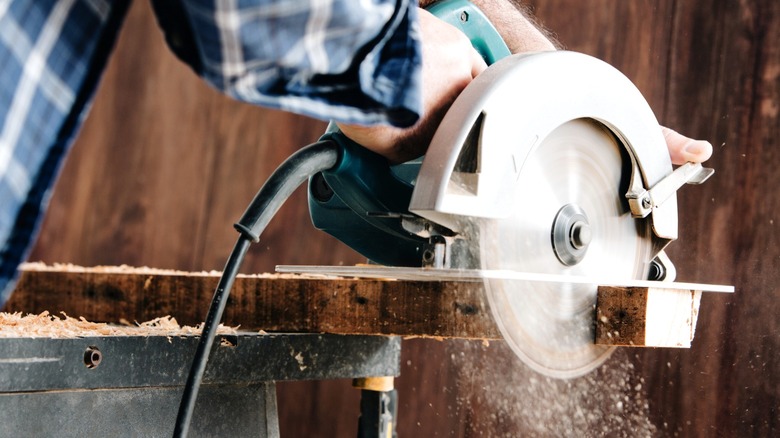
xmin=3 ymin=263 xmax=501 ymax=340
xmin=595 ymin=286 xmax=702 ymax=347
xmin=6 ymin=264 xmax=708 ymax=346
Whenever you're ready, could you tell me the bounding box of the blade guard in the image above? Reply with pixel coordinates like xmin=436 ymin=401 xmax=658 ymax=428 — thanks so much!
xmin=409 ymin=51 xmax=678 ymax=243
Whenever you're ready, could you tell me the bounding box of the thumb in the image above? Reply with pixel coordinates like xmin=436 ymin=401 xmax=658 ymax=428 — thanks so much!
xmin=661 ymin=126 xmax=713 ymax=165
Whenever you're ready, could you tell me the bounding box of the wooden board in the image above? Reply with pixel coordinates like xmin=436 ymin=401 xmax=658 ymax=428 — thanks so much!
xmin=596 ymin=286 xmax=702 ymax=348
xmin=7 ymin=265 xmax=713 ymax=349
xmin=4 ymin=264 xmax=501 ymax=340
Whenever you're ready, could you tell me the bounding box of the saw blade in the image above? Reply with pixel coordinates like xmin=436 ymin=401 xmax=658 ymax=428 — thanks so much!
xmin=478 ymin=118 xmax=654 ymax=378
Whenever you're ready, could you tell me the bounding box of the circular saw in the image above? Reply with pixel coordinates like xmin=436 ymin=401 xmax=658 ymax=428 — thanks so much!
xmin=298 ymin=0 xmax=720 ymax=378
xmin=407 ymin=50 xmax=675 ymax=378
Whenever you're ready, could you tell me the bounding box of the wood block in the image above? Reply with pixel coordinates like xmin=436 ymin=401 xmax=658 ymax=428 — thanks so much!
xmin=4 ymin=264 xmax=501 ymax=340
xmin=595 ymin=286 xmax=702 ymax=347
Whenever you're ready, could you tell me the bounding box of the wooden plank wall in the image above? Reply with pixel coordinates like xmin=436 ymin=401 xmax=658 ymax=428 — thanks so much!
xmin=20 ymin=0 xmax=777 ymax=436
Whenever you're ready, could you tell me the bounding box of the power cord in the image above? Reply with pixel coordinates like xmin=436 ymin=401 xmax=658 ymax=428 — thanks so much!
xmin=173 ymin=140 xmax=339 ymax=437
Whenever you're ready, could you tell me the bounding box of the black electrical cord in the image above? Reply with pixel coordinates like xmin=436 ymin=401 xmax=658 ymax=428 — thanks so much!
xmin=173 ymin=140 xmax=339 ymax=437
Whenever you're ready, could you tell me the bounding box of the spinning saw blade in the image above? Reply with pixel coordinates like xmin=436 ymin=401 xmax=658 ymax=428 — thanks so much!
xmin=479 ymin=119 xmax=653 ymax=378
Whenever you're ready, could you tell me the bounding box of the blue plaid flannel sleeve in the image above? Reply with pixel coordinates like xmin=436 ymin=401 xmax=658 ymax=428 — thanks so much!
xmin=0 ymin=0 xmax=130 ymax=306
xmin=0 ymin=0 xmax=423 ymax=306
xmin=164 ymin=0 xmax=423 ymax=128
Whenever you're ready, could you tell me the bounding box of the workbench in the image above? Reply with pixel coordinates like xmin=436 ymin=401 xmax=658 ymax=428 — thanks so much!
xmin=0 ymin=332 xmax=400 ymax=437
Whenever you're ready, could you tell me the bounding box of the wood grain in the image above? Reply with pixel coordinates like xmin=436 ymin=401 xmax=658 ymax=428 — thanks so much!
xmin=5 ymin=265 xmax=500 ymax=340
xmin=19 ymin=0 xmax=779 ymax=436
xmin=596 ymin=286 xmax=702 ymax=348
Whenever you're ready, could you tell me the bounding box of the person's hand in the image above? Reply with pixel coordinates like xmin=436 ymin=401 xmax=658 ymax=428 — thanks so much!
xmin=337 ymin=9 xmax=488 ymax=163
xmin=661 ymin=126 xmax=713 ymax=164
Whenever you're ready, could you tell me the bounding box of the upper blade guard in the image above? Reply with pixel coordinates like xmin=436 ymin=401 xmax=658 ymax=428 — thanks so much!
xmin=408 ymin=51 xmax=678 ymax=245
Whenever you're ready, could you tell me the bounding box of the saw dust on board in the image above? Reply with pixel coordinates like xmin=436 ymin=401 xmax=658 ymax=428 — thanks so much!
xmin=0 ymin=311 xmax=237 ymax=338
xmin=19 ymin=261 xmax=340 ymax=280
xmin=445 ymin=340 xmax=656 ymax=437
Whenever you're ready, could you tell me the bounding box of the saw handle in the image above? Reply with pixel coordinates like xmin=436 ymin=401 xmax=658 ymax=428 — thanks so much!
xmin=308 ymin=1 xmax=510 ymax=266
xmin=309 ymin=126 xmax=427 ymax=266
xmin=426 ymin=0 xmax=511 ymax=64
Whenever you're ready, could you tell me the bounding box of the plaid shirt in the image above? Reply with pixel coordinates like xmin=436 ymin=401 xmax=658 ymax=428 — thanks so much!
xmin=0 ymin=0 xmax=423 ymax=305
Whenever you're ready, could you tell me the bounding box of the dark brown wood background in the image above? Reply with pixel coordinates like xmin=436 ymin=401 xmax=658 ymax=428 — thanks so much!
xmin=21 ymin=0 xmax=777 ymax=436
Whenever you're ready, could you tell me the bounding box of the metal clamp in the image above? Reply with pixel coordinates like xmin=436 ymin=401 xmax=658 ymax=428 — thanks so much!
xmin=627 ymin=162 xmax=714 ymax=218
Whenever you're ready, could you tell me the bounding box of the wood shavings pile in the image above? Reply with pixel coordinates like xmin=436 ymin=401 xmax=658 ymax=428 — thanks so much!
xmin=19 ymin=261 xmax=337 ymax=280
xmin=0 ymin=311 xmax=237 ymax=339
xmin=20 ymin=261 xmax=236 ymax=277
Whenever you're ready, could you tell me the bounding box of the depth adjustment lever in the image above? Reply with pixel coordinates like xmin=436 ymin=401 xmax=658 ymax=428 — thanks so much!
xmin=627 ymin=162 xmax=714 ymax=218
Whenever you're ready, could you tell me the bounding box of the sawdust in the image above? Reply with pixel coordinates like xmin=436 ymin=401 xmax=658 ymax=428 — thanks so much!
xmin=445 ymin=340 xmax=656 ymax=437
xmin=20 ymin=261 xmax=226 ymax=277
xmin=19 ymin=261 xmax=329 ymax=280
xmin=291 ymin=349 xmax=308 ymax=371
xmin=0 ymin=311 xmax=237 ymax=338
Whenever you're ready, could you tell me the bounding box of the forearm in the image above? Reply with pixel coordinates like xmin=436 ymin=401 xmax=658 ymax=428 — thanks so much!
xmin=470 ymin=0 xmax=559 ymax=52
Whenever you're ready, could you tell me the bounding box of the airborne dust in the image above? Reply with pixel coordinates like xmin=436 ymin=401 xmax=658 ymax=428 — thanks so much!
xmin=447 ymin=340 xmax=655 ymax=437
